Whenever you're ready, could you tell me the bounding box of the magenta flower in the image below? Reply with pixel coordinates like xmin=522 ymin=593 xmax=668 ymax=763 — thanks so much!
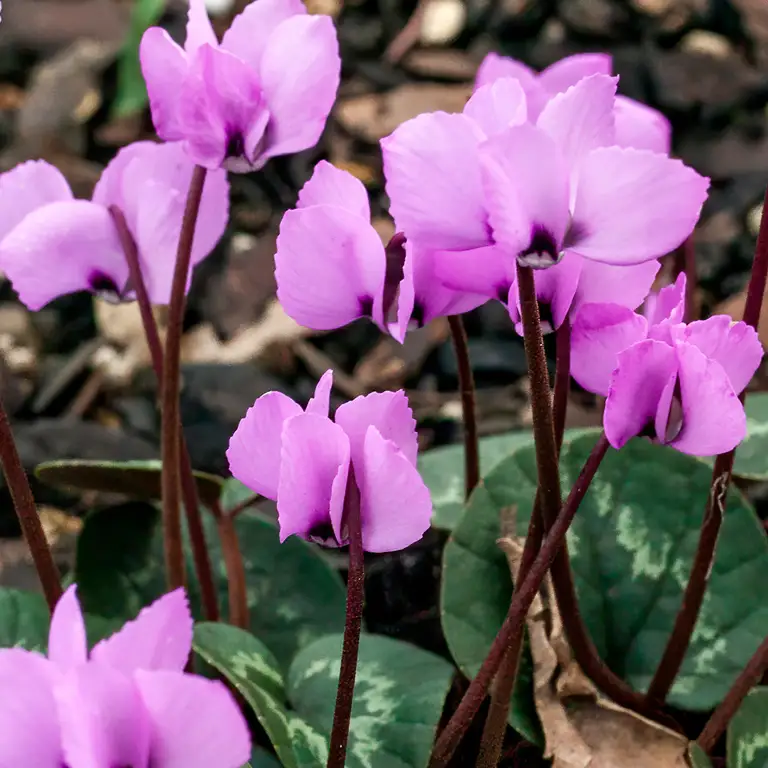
xmin=0 ymin=141 xmax=228 ymax=310
xmin=475 ymin=51 xmax=671 ymax=154
xmin=383 ymin=74 xmax=708 ymax=291
xmin=140 ymin=0 xmax=340 ymax=172
xmin=275 ymin=161 xmax=487 ymax=341
xmin=571 ymin=275 xmax=764 ymax=455
xmin=0 ymin=586 xmax=251 ymax=768
xmin=227 ymin=369 xmax=432 ymax=552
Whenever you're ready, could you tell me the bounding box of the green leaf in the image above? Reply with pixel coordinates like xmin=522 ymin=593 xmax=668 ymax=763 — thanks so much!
xmin=203 ymin=510 xmax=347 ymax=670
xmin=727 ymin=688 xmax=768 ymax=768
xmin=0 ymin=588 xmax=50 ymax=651
xmin=702 ymin=393 xmax=768 ymax=480
xmin=73 ymin=501 xmax=166 ymax=620
xmin=112 ymin=0 xmax=166 ymax=117
xmin=451 ymin=432 xmax=768 ymax=714
xmin=221 ymin=478 xmax=260 ymax=514
xmin=688 ymin=742 xmax=713 ymax=767
xmin=249 ymin=748 xmax=282 ymax=768
xmin=287 ymin=633 xmax=454 ymax=768
xmin=35 ymin=459 xmax=224 ymax=507
xmin=421 ymin=428 xmax=592 ymax=530
xmin=440 ymin=480 xmax=542 ymax=744
xmin=193 ymin=622 xmax=306 ymax=768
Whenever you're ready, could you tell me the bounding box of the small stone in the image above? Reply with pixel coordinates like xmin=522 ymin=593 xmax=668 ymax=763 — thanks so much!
xmin=559 ymin=0 xmax=631 ymax=37
xmin=680 ymin=30 xmax=732 ymax=58
xmin=420 ymin=0 xmax=467 ymax=46
xmin=748 ymin=203 xmax=764 ymax=237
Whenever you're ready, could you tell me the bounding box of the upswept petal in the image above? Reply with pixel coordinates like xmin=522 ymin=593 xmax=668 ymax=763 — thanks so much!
xmin=382 ymin=112 xmax=489 ymax=251
xmin=140 ymin=28 xmax=189 ymax=142
xmin=47 ymin=585 xmax=87 ymax=669
xmin=573 ymin=257 xmax=661 ymax=314
xmin=537 ymin=74 xmax=617 ymax=187
xmin=538 ymin=53 xmax=613 ymax=95
xmin=306 ymin=369 xmax=334 ymax=417
xmin=277 ymin=413 xmax=350 ymax=545
xmin=260 ymin=14 xmax=340 ymax=159
xmin=134 ymin=670 xmax=251 ymax=768
xmin=0 ymin=160 xmax=72 ymax=242
xmin=571 ymin=303 xmax=649 ymax=396
xmin=645 ymin=272 xmax=686 ymax=328
xmin=672 ymin=316 xmax=763 ymax=395
xmin=614 ymin=96 xmax=671 ymax=154
xmin=222 ymin=0 xmax=306 ymax=71
xmin=57 ymin=664 xmax=150 ymax=768
xmin=335 ymin=390 xmax=418 ymax=468
xmin=604 ymin=339 xmax=678 ymax=449
xmin=91 ymin=141 xmax=151 ymax=214
xmin=0 ymin=650 xmax=61 ymax=768
xmin=275 ymin=204 xmax=386 ymax=330
xmin=463 ymin=78 xmax=527 ymax=137
xmin=184 ymin=0 xmax=217 ymax=55
xmin=479 ymin=124 xmax=570 ymax=263
xmin=670 ymin=342 xmax=747 ymax=456
xmin=475 ymin=52 xmax=537 ymax=92
xmin=0 ymin=200 xmax=127 ymax=311
xmin=358 ymin=426 xmax=432 ymax=553
xmin=297 ymin=161 xmax=370 ymax=220
xmin=227 ymin=392 xmax=303 ymax=500
xmin=90 ymin=589 xmax=192 ymax=674
xmin=433 ymin=244 xmax=511 ymax=298
xmin=177 ymin=44 xmax=269 ymax=170
xmin=570 ymin=147 xmax=710 ymax=265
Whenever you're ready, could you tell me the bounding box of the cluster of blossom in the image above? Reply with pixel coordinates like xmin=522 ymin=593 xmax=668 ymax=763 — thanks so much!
xmin=0 ymin=586 xmax=250 ymax=767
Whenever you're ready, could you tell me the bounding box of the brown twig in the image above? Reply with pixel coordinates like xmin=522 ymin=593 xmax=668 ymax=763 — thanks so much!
xmin=160 ymin=165 xmax=207 ymax=592
xmin=447 ymin=315 xmax=479 ymax=499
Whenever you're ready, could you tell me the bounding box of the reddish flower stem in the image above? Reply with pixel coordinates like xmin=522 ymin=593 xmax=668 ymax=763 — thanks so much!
xmin=214 ymin=504 xmax=249 ymax=630
xmin=448 ymin=315 xmax=479 ymax=499
xmin=327 ymin=471 xmax=365 ymax=768
xmin=698 ymin=633 xmax=768 ymax=752
xmin=110 ymin=205 xmax=219 ymax=621
xmin=477 ymin=316 xmax=572 ymax=766
xmin=646 ymin=188 xmax=768 ymax=706
xmin=161 ymin=165 xmax=207 ymax=592
xmin=227 ymin=493 xmax=261 ymax=519
xmin=0 ymin=398 xmax=61 ymax=611
xmin=428 ymin=432 xmax=611 ymax=768
xmin=672 ymin=236 xmax=698 ymax=323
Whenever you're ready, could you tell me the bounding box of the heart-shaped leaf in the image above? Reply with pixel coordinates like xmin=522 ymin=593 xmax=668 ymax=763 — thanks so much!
xmin=35 ymin=459 xmax=224 ymax=507
xmin=0 ymin=588 xmax=50 ymax=651
xmin=447 ymin=432 xmax=768 ymax=715
xmin=287 ymin=633 xmax=454 ymax=768
xmin=727 ymin=688 xmax=768 ymax=768
xmin=688 ymin=743 xmax=713 ymax=768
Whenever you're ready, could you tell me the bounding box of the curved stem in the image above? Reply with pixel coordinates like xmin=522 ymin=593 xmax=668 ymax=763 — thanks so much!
xmin=111 ymin=205 xmax=219 ymax=620
xmin=215 ymin=506 xmax=249 ymax=630
xmin=0 ymin=398 xmax=61 ymax=611
xmin=428 ymin=433 xmax=611 ymax=768
xmin=645 ymin=187 xmax=768 ymax=705
xmin=327 ymin=471 xmax=365 ymax=768
xmin=160 ymin=165 xmax=207 ymax=592
xmin=698 ymin=633 xmax=768 ymax=752
xmin=673 ymin=236 xmax=698 ymax=323
xmin=448 ymin=315 xmax=479 ymax=499
xmin=515 ymin=264 xmax=652 ymax=715
xmin=477 ymin=317 xmax=572 ymax=765
xmin=228 ymin=493 xmax=261 ymax=519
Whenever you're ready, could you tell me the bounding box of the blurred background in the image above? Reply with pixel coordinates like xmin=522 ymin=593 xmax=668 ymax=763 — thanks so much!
xmin=0 ymin=0 xmax=766 ymax=648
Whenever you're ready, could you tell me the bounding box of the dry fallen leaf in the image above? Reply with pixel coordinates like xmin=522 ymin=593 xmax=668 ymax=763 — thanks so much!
xmin=499 ymin=509 xmax=696 ymax=768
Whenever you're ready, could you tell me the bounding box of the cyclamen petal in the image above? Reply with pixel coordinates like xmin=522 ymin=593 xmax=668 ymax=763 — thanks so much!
xmin=47 ymin=585 xmax=88 ymax=669
xmin=462 ymin=78 xmax=527 ymax=137
xmin=297 ymin=161 xmax=370 ymax=219
xmin=140 ymin=0 xmax=339 ymax=171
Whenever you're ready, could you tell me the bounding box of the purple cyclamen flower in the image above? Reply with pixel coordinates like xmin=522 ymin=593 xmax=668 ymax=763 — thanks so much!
xmin=140 ymin=0 xmax=340 ymax=172
xmin=0 ymin=586 xmax=251 ymax=767
xmin=275 ymin=160 xmax=487 ymax=341
xmin=0 ymin=141 xmax=228 ymax=310
xmin=382 ymin=74 xmax=709 ymax=290
xmin=475 ymin=51 xmax=671 ymax=154
xmin=227 ymin=369 xmax=432 ymax=552
xmin=570 ymin=274 xmax=764 ymax=455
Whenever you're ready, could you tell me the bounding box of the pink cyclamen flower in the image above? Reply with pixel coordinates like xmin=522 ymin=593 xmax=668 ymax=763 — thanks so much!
xmin=571 ymin=274 xmax=764 ymax=455
xmin=227 ymin=369 xmax=432 ymax=552
xmin=140 ymin=0 xmax=340 ymax=172
xmin=0 ymin=586 xmax=251 ymax=768
xmin=275 ymin=160 xmax=487 ymax=341
xmin=0 ymin=141 xmax=228 ymax=310
xmin=383 ymin=74 xmax=708 ymax=290
xmin=475 ymin=51 xmax=671 ymax=154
